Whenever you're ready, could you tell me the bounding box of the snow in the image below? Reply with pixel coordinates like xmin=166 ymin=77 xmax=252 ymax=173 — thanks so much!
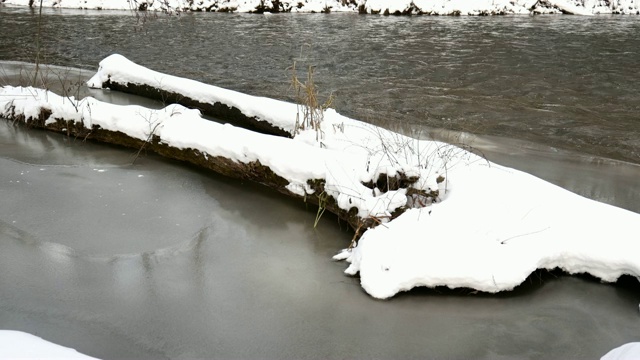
xmin=0 ymin=330 xmax=98 ymax=359
xmin=1 ymin=83 xmax=438 ymax=221
xmin=0 ymin=326 xmax=633 ymax=360
xmin=602 ymin=343 xmax=640 ymax=360
xmin=87 ymin=54 xmax=297 ymax=134
xmin=547 ymin=0 xmax=595 ymax=15
xmin=337 ymin=164 xmax=640 ymax=298
xmin=3 ymin=54 xmax=640 ymax=301
xmin=2 ymin=0 xmax=639 ymax=15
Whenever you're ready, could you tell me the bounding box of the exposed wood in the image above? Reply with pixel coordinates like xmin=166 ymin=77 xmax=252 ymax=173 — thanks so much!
xmin=101 ymin=79 xmax=292 ymax=138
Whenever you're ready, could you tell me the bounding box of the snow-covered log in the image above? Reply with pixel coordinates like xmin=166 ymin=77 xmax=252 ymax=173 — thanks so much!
xmin=0 ymin=84 xmax=444 ymax=235
xmin=3 ymin=56 xmax=640 ymax=299
xmin=87 ymin=54 xmax=448 ymax=226
xmin=88 ymin=54 xmax=293 ymax=138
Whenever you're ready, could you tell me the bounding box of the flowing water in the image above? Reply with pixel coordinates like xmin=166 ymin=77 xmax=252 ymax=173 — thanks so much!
xmin=1 ymin=6 xmax=639 ymax=359
xmin=1 ymin=6 xmax=639 ymax=163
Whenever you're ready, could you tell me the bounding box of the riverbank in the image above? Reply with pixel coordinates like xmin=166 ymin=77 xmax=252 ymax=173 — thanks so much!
xmin=2 ymin=0 xmax=639 ymax=15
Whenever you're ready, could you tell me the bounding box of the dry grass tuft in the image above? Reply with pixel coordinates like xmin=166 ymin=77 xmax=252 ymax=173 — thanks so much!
xmin=290 ymin=62 xmax=334 ymax=142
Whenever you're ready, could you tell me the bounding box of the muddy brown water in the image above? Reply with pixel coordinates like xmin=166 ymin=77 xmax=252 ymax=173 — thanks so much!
xmin=1 ymin=7 xmax=640 ymax=359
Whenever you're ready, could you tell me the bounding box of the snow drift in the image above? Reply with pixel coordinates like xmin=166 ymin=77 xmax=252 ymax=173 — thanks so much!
xmin=0 ymin=330 xmax=98 ymax=359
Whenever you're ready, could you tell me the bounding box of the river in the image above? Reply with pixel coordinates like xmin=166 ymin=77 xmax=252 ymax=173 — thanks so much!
xmin=2 ymin=6 xmax=639 ymax=163
xmin=0 ymin=6 xmax=639 ymax=359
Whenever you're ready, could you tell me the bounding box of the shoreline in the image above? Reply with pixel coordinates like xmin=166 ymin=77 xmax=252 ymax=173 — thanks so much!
xmin=1 ymin=0 xmax=639 ymax=15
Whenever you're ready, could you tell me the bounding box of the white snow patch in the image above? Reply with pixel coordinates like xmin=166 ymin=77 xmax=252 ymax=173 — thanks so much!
xmin=0 ymin=330 xmax=99 ymax=359
xmin=341 ymin=164 xmax=640 ymax=298
xmin=547 ymin=0 xmax=595 ymax=15
xmin=602 ymin=343 xmax=640 ymax=360
xmin=2 ymin=0 xmax=637 ymax=14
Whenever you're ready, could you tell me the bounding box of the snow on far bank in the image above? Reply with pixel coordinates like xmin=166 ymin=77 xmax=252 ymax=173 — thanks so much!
xmin=2 ymin=0 xmax=639 ymax=15
xmin=3 ymin=54 xmax=640 ymax=299
xmin=0 ymin=330 xmax=99 ymax=359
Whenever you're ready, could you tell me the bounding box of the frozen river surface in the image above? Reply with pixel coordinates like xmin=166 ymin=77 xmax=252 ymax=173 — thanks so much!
xmin=1 ymin=109 xmax=639 ymax=359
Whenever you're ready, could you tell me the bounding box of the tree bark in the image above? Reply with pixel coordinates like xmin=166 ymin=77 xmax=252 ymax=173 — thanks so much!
xmin=101 ymin=78 xmax=292 ymax=138
xmin=3 ymin=108 xmax=372 ymax=233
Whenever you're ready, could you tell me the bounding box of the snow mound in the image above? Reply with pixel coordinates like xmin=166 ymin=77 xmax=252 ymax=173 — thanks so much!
xmin=0 ymin=330 xmax=99 ymax=359
xmin=337 ymin=163 xmax=640 ymax=299
xmin=602 ymin=343 xmax=640 ymax=360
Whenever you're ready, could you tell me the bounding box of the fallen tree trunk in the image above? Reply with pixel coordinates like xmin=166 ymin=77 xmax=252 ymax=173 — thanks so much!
xmin=100 ymin=78 xmax=292 ymax=138
xmin=9 ymin=74 xmax=636 ymax=300
xmin=2 ymin=103 xmax=365 ymax=230
xmin=88 ymin=54 xmax=296 ymax=138
xmin=1 ymin=86 xmax=436 ymax=235
xmin=85 ymin=55 xmax=446 ymax=231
